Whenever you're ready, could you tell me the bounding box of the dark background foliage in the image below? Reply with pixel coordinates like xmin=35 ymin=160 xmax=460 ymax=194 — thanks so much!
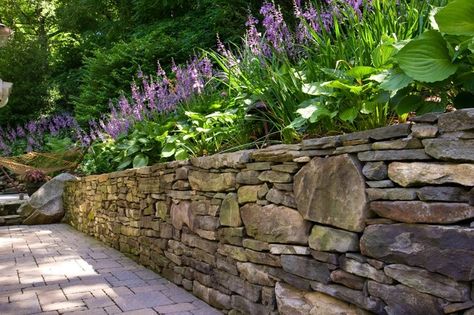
xmin=0 ymin=0 xmax=292 ymax=126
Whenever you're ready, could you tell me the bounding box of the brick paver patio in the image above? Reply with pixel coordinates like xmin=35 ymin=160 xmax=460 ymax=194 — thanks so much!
xmin=0 ymin=224 xmax=221 ymax=315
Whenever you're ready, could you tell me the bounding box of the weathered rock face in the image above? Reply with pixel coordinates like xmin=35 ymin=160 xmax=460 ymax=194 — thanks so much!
xmin=438 ymin=108 xmax=474 ymax=132
xmin=384 ymin=264 xmax=470 ymax=302
xmin=275 ymin=282 xmax=369 ymax=315
xmin=423 ymin=139 xmax=474 ymax=162
xmin=188 ymin=171 xmax=235 ymax=192
xmin=308 ymin=225 xmax=359 ymax=253
xmin=63 ymin=109 xmax=474 ymax=315
xmin=241 ymin=204 xmax=311 ymax=244
xmin=388 ymin=162 xmax=474 ymax=187
xmin=219 ymin=193 xmax=241 ymax=227
xmin=281 ymin=255 xmax=331 ymax=284
xmin=22 ymin=173 xmax=77 ymax=225
xmin=370 ymin=201 xmax=474 ymax=224
xmin=294 ymin=154 xmax=368 ymax=232
xmin=368 ymin=281 xmax=444 ymax=315
xmin=362 ymin=162 xmax=387 ymax=180
xmin=417 ymin=186 xmax=470 ymax=202
xmin=360 ymin=224 xmax=474 ymax=281
xmin=190 ymin=150 xmax=251 ymax=169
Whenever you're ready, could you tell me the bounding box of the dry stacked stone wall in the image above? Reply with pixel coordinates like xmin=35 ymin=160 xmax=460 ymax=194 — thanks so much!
xmin=64 ymin=109 xmax=474 ymax=315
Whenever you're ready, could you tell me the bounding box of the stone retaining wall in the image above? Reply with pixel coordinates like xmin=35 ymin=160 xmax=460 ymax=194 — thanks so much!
xmin=64 ymin=109 xmax=474 ymax=315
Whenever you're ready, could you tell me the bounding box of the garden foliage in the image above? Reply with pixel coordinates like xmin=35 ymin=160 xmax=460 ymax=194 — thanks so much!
xmin=2 ymin=0 xmax=473 ymax=175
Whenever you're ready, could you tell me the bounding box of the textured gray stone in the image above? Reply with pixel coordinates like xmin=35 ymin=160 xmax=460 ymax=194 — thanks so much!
xmin=384 ymin=264 xmax=470 ymax=302
xmin=409 ymin=112 xmax=442 ymax=123
xmin=366 ymin=180 xmax=395 ymax=188
xmin=302 ymin=136 xmax=341 ymax=149
xmin=266 ymin=188 xmax=296 ymax=208
xmin=330 ymin=270 xmax=365 ymax=290
xmin=237 ymin=185 xmax=260 ymax=204
xmin=231 ymin=295 xmax=271 ymax=315
xmin=368 ymin=281 xmax=443 ymax=315
xmin=269 ymin=244 xmax=310 ymax=255
xmin=242 ymin=238 xmax=269 ymax=251
xmin=371 ymin=137 xmax=423 ymax=150
xmin=22 ymin=173 xmax=78 ymax=225
xmin=358 ymin=149 xmax=430 ymax=161
xmin=241 ymin=204 xmax=311 ymax=244
xmin=417 ymin=186 xmax=470 ymax=202
xmin=340 ymin=257 xmax=392 ymax=284
xmin=308 ymin=225 xmax=359 ymax=253
xmin=310 ymin=250 xmax=339 ymax=265
xmin=438 ymin=108 xmax=474 ymax=132
xmin=236 ymin=170 xmax=263 ymax=185
xmin=411 ymin=124 xmax=438 ymax=138
xmin=423 ymin=139 xmax=474 ymax=162
xmin=219 ymin=193 xmax=241 ymax=227
xmin=340 ymin=124 xmax=411 ymax=142
xmin=188 ymin=171 xmax=236 ymax=192
xmin=275 ymin=282 xmax=369 ymax=315
xmin=294 ymin=154 xmax=368 ymax=232
xmin=258 ymin=171 xmax=293 ymax=183
xmin=366 ymin=188 xmax=418 ymax=201
xmin=190 ymin=150 xmax=252 ymax=169
xmin=237 ymin=262 xmax=275 ymax=286
xmin=281 ymin=255 xmax=331 ymax=283
xmin=271 ymin=163 xmax=300 ymax=173
xmin=362 ymin=162 xmax=388 ymax=180
xmin=370 ymin=201 xmax=474 ymax=224
xmin=360 ymin=224 xmax=474 ymax=281
xmin=388 ymin=162 xmax=474 ymax=187
xmin=311 ymin=281 xmax=386 ymax=314
xmin=334 ymin=144 xmax=372 ymax=154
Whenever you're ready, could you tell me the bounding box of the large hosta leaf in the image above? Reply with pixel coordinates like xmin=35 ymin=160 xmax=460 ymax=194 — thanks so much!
xmin=435 ymin=0 xmax=474 ymax=36
xmin=395 ymin=30 xmax=458 ymax=83
xmin=133 ymin=154 xmax=149 ymax=168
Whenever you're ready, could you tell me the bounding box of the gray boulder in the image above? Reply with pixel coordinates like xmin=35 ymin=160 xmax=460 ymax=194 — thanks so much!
xmin=19 ymin=173 xmax=78 ymax=224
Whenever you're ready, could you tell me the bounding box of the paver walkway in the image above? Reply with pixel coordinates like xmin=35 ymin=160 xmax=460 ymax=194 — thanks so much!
xmin=0 ymin=224 xmax=221 ymax=315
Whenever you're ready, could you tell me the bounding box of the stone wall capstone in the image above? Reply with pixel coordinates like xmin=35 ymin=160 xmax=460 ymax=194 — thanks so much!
xmin=64 ymin=109 xmax=474 ymax=315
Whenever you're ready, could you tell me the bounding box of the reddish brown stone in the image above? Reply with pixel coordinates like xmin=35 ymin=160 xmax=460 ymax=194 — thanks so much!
xmin=370 ymin=201 xmax=474 ymax=224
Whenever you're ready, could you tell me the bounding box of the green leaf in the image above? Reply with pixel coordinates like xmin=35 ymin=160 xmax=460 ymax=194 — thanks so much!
xmin=296 ymin=102 xmax=333 ymax=123
xmin=161 ymin=143 xmax=176 ymax=158
xmin=339 ymin=107 xmax=358 ymax=122
xmin=417 ymin=101 xmax=446 ymax=115
xmin=126 ymin=145 xmax=140 ymax=157
xmin=395 ymin=30 xmax=458 ymax=82
xmin=325 ymin=80 xmax=363 ymax=94
xmin=435 ymin=0 xmax=474 ymax=36
xmin=132 ymin=154 xmax=149 ymax=168
xmin=372 ymin=41 xmax=395 ymax=68
xmin=346 ymin=66 xmax=377 ymax=80
xmin=380 ymin=69 xmax=414 ymax=91
xmin=394 ymin=95 xmax=423 ymax=115
xmin=302 ymin=82 xmax=333 ymax=96
xmin=175 ymin=148 xmax=189 ymax=160
xmin=117 ymin=158 xmax=132 ymax=170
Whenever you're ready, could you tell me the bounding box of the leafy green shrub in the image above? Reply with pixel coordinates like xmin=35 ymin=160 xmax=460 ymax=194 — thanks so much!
xmin=379 ymin=0 xmax=474 ymax=115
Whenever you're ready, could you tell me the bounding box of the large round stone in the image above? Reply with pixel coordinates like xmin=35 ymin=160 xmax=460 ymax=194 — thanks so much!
xmin=294 ymin=154 xmax=368 ymax=232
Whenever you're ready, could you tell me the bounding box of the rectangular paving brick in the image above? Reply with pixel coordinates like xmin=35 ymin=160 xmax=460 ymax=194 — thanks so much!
xmin=0 ymin=225 xmax=219 ymax=315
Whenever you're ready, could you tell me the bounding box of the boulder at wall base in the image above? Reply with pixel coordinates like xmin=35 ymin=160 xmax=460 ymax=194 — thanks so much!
xmin=360 ymin=224 xmax=474 ymax=281
xmin=21 ymin=173 xmax=78 ymax=225
xmin=367 ymin=281 xmax=444 ymax=315
xmin=240 ymin=203 xmax=311 ymax=244
xmin=294 ymin=154 xmax=368 ymax=232
xmin=275 ymin=282 xmax=370 ymax=315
